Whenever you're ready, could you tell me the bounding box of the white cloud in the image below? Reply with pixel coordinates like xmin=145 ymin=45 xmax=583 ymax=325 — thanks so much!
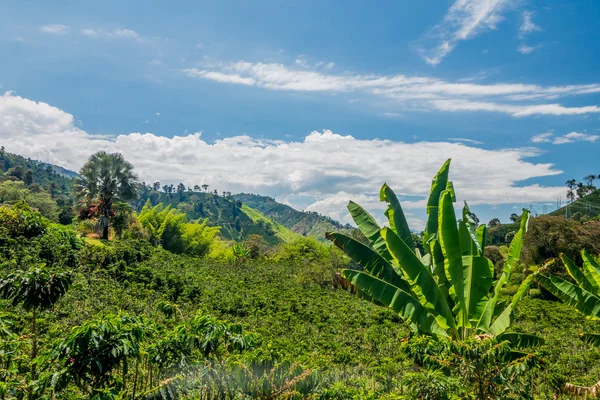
xmin=431 ymin=99 xmax=600 ymax=116
xmin=80 ymin=28 xmax=139 ymax=39
xmin=40 ymin=25 xmax=68 ymax=34
xmin=448 ymin=137 xmax=484 ymax=144
xmin=416 ymin=0 xmax=513 ymax=65
xmin=183 ymin=60 xmax=600 ymax=117
xmin=531 ymin=131 xmax=599 ymax=144
xmin=518 ymin=44 xmax=534 ymax=54
xmin=0 ymin=92 xmax=566 ymax=228
xmin=519 ymin=10 xmax=541 ymax=38
xmin=531 ymin=131 xmax=553 ymax=143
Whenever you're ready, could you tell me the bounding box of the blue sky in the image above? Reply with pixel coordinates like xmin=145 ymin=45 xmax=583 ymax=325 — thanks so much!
xmin=1 ymin=0 xmax=599 ymax=227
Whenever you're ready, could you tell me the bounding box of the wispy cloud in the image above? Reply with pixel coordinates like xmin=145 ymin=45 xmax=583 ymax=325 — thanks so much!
xmin=415 ymin=0 xmax=513 ymax=65
xmin=40 ymin=24 xmax=69 ymax=34
xmin=184 ymin=60 xmax=600 ymax=117
xmin=448 ymin=137 xmax=484 ymax=144
xmin=80 ymin=28 xmax=139 ymax=39
xmin=519 ymin=10 xmax=541 ymax=38
xmin=531 ymin=131 xmax=599 ymax=144
xmin=0 ymin=91 xmax=566 ymax=228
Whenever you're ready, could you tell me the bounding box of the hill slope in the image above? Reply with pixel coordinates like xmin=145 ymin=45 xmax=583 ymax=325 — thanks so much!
xmin=0 ymin=149 xmax=73 ymax=196
xmin=233 ymin=193 xmax=354 ymax=239
xmin=550 ymin=189 xmax=600 ymax=219
xmin=138 ymin=190 xmax=299 ymax=245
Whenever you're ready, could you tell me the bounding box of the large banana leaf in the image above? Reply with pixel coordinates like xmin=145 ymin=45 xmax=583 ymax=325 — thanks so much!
xmin=488 ymin=271 xmax=538 ymax=335
xmin=477 ymin=210 xmax=529 ymax=332
xmin=380 ymin=184 xmax=414 ymax=250
xmin=423 ymin=159 xmax=451 ymax=247
xmin=342 ymin=269 xmax=449 ymax=338
xmin=430 ymin=239 xmax=450 ymax=299
xmin=381 ymin=227 xmax=456 ymax=333
xmin=347 ymin=201 xmax=391 ymax=261
xmin=463 ymin=255 xmax=494 ymax=325
xmin=562 ymin=254 xmax=596 ymax=294
xmin=534 ymin=274 xmax=600 ymax=319
xmin=326 ymin=232 xmax=410 ymax=292
xmin=438 ymin=189 xmax=467 ymax=330
xmin=582 ymin=250 xmax=600 ymax=290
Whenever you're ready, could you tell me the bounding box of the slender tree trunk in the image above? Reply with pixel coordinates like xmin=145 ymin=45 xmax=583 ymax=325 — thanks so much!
xmin=102 ymin=225 xmax=109 ymax=240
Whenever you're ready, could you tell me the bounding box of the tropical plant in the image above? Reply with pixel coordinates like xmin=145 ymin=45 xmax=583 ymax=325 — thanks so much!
xmin=533 ymin=251 xmax=600 ymax=341
xmin=49 ymin=314 xmax=149 ymax=397
xmin=0 ymin=267 xmax=72 ymax=385
xmin=327 ymin=159 xmax=538 ymax=341
xmin=534 ymin=250 xmax=600 ymax=396
xmin=74 ymin=152 xmax=138 ymax=240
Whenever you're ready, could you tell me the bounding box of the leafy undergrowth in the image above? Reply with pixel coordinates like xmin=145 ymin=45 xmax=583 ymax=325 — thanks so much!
xmin=44 ymin=246 xmax=600 ymax=398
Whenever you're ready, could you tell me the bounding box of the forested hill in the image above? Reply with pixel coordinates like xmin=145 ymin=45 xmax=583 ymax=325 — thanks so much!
xmin=0 ymin=148 xmax=74 ymax=196
xmin=137 ymin=189 xmax=300 ymax=245
xmin=549 ymin=189 xmax=600 ymax=220
xmin=233 ymin=193 xmax=355 ymax=239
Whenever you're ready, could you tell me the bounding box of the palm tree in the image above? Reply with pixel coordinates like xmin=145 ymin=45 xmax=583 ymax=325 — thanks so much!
xmin=74 ymin=152 xmax=138 ymax=240
xmin=0 ymin=268 xmax=72 ymax=385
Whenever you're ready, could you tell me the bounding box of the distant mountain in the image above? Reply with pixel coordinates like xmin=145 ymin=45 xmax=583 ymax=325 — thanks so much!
xmin=549 ymin=189 xmax=600 ymax=220
xmin=232 ymin=193 xmax=355 ymax=240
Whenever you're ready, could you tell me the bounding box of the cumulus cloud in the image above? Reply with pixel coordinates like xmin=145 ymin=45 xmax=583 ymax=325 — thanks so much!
xmin=519 ymin=11 xmax=542 ymax=38
xmin=40 ymin=24 xmax=68 ymax=34
xmin=0 ymin=92 xmax=567 ymax=227
xmin=531 ymin=131 xmax=599 ymax=144
xmin=184 ymin=61 xmax=600 ymax=117
xmin=415 ymin=0 xmax=513 ymax=65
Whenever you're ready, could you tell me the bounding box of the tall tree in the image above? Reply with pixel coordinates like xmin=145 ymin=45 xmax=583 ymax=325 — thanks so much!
xmin=566 ymin=179 xmax=577 ymax=203
xmin=74 ymin=152 xmax=138 ymax=240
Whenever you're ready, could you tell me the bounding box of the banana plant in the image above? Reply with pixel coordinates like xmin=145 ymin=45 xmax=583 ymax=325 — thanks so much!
xmin=534 ymin=250 xmax=600 ymax=346
xmin=327 ymin=159 xmax=539 ymax=341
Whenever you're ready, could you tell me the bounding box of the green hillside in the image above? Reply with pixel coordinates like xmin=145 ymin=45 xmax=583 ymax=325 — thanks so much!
xmin=138 ymin=190 xmax=296 ymax=245
xmin=0 ymin=149 xmax=73 ymax=196
xmin=240 ymin=204 xmax=301 ymax=243
xmin=233 ymin=193 xmax=355 ymax=239
xmin=550 ymin=189 xmax=600 ymax=220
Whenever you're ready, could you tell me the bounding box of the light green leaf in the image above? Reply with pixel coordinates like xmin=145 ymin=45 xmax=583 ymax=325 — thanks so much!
xmin=423 ymin=159 xmax=451 ymax=247
xmin=382 ymin=227 xmax=456 ymax=333
xmin=326 ymin=232 xmax=410 ymax=292
xmin=535 ymin=274 xmax=600 ymax=319
xmin=582 ymin=250 xmax=600 ymax=290
xmin=562 ymin=253 xmax=597 ymax=294
xmin=438 ymin=189 xmax=467 ymax=329
xmin=380 ymin=183 xmax=414 ymax=250
xmin=347 ymin=201 xmax=391 ymax=261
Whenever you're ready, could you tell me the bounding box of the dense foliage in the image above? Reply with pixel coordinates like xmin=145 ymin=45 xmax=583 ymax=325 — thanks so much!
xmin=2 ymin=151 xmax=600 ymax=399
